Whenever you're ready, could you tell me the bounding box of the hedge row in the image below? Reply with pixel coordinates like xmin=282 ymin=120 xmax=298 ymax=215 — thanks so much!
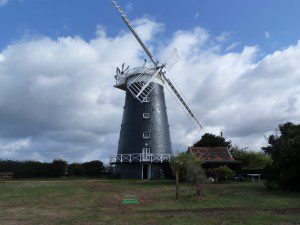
xmin=0 ymin=159 xmax=107 ymax=178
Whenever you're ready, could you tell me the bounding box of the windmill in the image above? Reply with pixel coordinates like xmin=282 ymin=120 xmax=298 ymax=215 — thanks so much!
xmin=110 ymin=1 xmax=202 ymax=179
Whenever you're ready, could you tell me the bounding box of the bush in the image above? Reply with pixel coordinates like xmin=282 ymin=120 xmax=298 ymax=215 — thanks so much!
xmin=213 ymin=165 xmax=235 ymax=182
xmin=186 ymin=158 xmax=206 ymax=196
xmin=68 ymin=163 xmax=85 ymax=176
xmin=0 ymin=160 xmax=51 ymax=178
xmin=0 ymin=159 xmax=107 ymax=178
xmin=82 ymin=160 xmax=105 ymax=176
xmin=50 ymin=159 xmax=68 ymax=177
xmin=230 ymin=146 xmax=272 ymax=169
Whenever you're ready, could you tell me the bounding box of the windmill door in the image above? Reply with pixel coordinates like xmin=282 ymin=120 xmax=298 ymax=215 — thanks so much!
xmin=142 ymin=164 xmax=151 ymax=179
xmin=142 ymin=148 xmax=151 ymax=162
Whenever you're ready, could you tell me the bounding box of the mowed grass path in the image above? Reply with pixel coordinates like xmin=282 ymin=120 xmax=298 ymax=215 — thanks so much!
xmin=0 ymin=179 xmax=299 ymax=225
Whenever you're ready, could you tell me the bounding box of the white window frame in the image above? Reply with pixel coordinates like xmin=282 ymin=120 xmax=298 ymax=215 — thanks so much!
xmin=143 ymin=113 xmax=150 ymax=119
xmin=142 ymin=148 xmax=151 ymax=154
xmin=143 ymin=97 xmax=150 ymax=102
xmin=143 ymin=132 xmax=150 ymax=139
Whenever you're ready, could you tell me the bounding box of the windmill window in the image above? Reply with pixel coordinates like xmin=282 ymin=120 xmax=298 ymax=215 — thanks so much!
xmin=143 ymin=132 xmax=150 ymax=139
xmin=143 ymin=113 xmax=150 ymax=119
xmin=142 ymin=148 xmax=150 ymax=153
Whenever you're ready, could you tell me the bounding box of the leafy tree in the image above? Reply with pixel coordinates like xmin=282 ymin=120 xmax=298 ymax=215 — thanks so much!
xmin=262 ymin=122 xmax=300 ymax=191
xmin=82 ymin=160 xmax=105 ymax=176
xmin=186 ymin=158 xmax=206 ymax=196
xmin=170 ymin=153 xmax=190 ymax=200
xmin=0 ymin=159 xmax=107 ymax=178
xmin=68 ymin=163 xmax=85 ymax=176
xmin=0 ymin=160 xmax=51 ymax=178
xmin=170 ymin=153 xmax=207 ymax=199
xmin=193 ymin=133 xmax=231 ymax=148
xmin=230 ymin=146 xmax=272 ymax=169
xmin=50 ymin=159 xmax=68 ymax=177
xmin=105 ymin=164 xmax=115 ymax=178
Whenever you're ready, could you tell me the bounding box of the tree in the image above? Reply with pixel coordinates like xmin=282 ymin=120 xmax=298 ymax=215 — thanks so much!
xmin=82 ymin=160 xmax=105 ymax=176
xmin=262 ymin=122 xmax=300 ymax=191
xmin=186 ymin=158 xmax=206 ymax=196
xmin=170 ymin=153 xmax=206 ymax=199
xmin=230 ymin=146 xmax=271 ymax=169
xmin=170 ymin=153 xmax=189 ymax=200
xmin=105 ymin=164 xmax=115 ymax=178
xmin=68 ymin=163 xmax=85 ymax=176
xmin=50 ymin=159 xmax=68 ymax=177
xmin=193 ymin=133 xmax=231 ymax=148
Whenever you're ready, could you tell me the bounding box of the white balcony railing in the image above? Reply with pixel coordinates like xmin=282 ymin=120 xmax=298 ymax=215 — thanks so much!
xmin=109 ymin=153 xmax=173 ymax=164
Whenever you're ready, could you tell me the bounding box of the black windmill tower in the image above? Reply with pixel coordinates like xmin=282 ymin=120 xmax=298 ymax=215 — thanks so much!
xmin=111 ymin=1 xmax=203 ymax=179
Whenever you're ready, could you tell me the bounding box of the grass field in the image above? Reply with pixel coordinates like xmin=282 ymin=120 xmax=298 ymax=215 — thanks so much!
xmin=0 ymin=179 xmax=299 ymax=225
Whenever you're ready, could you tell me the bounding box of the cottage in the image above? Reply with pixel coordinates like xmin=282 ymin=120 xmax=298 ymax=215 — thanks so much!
xmin=187 ymin=147 xmax=242 ymax=173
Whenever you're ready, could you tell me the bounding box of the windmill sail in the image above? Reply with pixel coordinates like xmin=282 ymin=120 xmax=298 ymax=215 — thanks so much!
xmin=163 ymin=48 xmax=181 ymax=71
xmin=161 ymin=74 xmax=203 ymax=129
xmin=127 ymin=67 xmax=160 ymax=102
xmin=112 ymin=0 xmax=161 ymax=102
xmin=111 ymin=1 xmax=157 ymax=66
xmin=112 ymin=0 xmax=203 ymax=130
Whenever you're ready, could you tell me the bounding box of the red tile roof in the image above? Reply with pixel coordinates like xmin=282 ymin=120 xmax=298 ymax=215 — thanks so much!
xmin=187 ymin=147 xmax=234 ymax=161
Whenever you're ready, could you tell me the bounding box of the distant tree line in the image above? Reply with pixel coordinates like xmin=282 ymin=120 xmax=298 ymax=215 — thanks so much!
xmin=0 ymin=159 xmax=109 ymax=178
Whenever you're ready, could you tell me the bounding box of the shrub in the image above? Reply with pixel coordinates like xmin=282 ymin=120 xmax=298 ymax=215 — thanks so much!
xmin=213 ymin=165 xmax=235 ymax=182
xmin=105 ymin=164 xmax=116 ymax=178
xmin=82 ymin=160 xmax=105 ymax=176
xmin=186 ymin=158 xmax=206 ymax=196
xmin=230 ymin=146 xmax=272 ymax=169
xmin=0 ymin=160 xmax=51 ymax=178
xmin=68 ymin=163 xmax=85 ymax=176
xmin=0 ymin=159 xmax=107 ymax=178
xmin=50 ymin=159 xmax=68 ymax=177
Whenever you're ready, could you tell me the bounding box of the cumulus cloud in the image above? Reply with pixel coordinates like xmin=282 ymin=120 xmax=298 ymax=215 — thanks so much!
xmin=216 ymin=31 xmax=231 ymax=42
xmin=225 ymin=42 xmax=239 ymax=51
xmin=0 ymin=18 xmax=299 ymax=162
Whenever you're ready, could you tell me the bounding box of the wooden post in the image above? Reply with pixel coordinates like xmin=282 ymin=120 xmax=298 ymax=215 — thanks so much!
xmin=175 ymin=172 xmax=179 ymax=200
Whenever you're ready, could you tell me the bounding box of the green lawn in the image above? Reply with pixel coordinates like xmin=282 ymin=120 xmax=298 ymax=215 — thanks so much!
xmin=0 ymin=179 xmax=299 ymax=225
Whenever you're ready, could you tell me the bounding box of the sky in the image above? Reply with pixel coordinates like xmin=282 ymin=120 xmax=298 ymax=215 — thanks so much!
xmin=0 ymin=0 xmax=299 ymax=162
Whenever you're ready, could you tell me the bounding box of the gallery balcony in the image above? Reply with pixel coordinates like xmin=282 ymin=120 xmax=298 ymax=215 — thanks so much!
xmin=109 ymin=153 xmax=173 ymax=164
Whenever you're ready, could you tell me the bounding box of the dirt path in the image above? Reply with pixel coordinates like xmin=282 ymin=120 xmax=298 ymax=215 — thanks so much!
xmin=144 ymin=207 xmax=300 ymax=215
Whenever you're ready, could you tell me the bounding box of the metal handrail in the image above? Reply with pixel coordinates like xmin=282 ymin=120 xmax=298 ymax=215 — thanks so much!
xmin=109 ymin=153 xmax=173 ymax=163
